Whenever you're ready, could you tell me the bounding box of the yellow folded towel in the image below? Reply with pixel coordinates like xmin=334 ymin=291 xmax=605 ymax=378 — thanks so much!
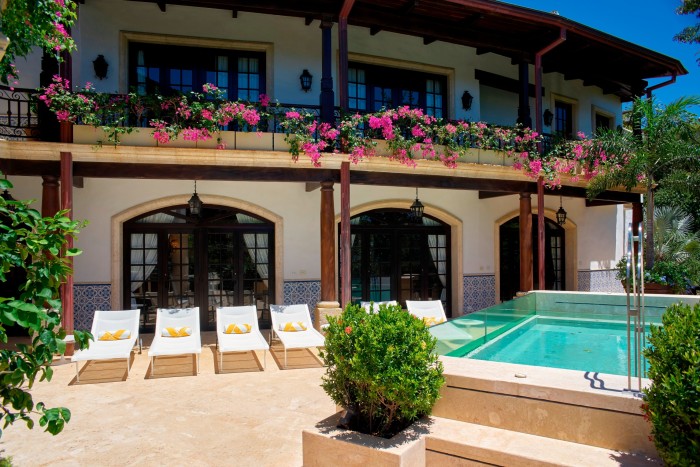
xmin=422 ymin=317 xmax=445 ymax=327
xmin=161 ymin=327 xmax=192 ymax=337
xmin=280 ymin=321 xmax=307 ymax=332
xmin=98 ymin=329 xmax=131 ymax=341
xmin=224 ymin=323 xmax=252 ymax=334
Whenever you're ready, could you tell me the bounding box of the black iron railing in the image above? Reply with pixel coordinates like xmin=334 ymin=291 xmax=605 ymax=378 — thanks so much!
xmin=0 ymin=86 xmax=41 ymax=140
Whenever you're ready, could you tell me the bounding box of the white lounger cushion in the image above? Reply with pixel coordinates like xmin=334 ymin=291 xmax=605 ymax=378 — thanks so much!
xmin=148 ymin=308 xmax=202 ymax=358
xmin=216 ymin=306 xmax=269 ymax=354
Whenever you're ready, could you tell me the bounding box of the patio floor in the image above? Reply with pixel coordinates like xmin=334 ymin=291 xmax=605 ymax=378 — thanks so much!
xmin=0 ymin=331 xmax=335 ymax=466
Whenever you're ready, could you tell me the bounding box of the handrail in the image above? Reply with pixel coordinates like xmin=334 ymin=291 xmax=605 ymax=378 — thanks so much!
xmin=0 ymin=85 xmax=41 ymax=141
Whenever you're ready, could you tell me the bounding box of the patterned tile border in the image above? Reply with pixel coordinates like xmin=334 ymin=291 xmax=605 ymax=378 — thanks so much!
xmin=74 ymin=283 xmax=111 ymax=331
xmin=463 ymin=274 xmax=496 ymax=315
xmin=577 ymin=269 xmax=623 ymax=293
xmin=283 ymin=280 xmax=321 ymax=322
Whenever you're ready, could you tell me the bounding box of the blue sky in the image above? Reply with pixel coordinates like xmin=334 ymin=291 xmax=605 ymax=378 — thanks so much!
xmin=505 ymin=0 xmax=699 ymax=104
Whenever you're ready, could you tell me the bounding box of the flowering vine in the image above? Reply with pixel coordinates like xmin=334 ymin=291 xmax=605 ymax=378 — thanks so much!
xmin=0 ymin=0 xmax=78 ymax=84
xmin=37 ymin=78 xmax=626 ymax=186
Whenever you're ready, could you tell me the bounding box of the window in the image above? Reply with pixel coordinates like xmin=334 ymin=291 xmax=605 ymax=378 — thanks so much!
xmin=554 ymin=101 xmax=573 ymax=139
xmin=129 ymin=42 xmax=265 ymax=100
xmin=348 ymin=62 xmax=447 ymax=117
xmin=595 ymin=113 xmax=612 ymax=132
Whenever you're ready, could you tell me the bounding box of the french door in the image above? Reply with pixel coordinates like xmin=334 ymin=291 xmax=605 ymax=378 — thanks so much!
xmin=124 ymin=206 xmax=274 ymax=331
xmin=499 ymin=216 xmax=565 ymax=302
xmin=343 ymin=210 xmax=450 ymax=315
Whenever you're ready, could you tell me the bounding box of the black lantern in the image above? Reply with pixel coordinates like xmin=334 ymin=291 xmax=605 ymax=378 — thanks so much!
xmin=410 ymin=188 xmax=424 ymax=219
xmin=300 ymin=69 xmax=313 ymax=92
xmin=461 ymin=90 xmax=473 ymax=111
xmin=188 ymin=180 xmax=203 ymax=217
xmin=556 ymin=196 xmax=567 ymax=225
xmin=543 ymin=109 xmax=554 ymax=126
xmin=93 ymin=55 xmax=109 ymax=80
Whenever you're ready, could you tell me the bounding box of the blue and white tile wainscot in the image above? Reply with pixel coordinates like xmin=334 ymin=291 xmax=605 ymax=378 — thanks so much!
xmin=283 ymin=280 xmax=321 ymax=323
xmin=74 ymin=283 xmax=112 ymax=331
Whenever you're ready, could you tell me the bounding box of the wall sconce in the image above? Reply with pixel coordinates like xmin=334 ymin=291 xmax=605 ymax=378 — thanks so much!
xmin=300 ymin=69 xmax=313 ymax=92
xmin=410 ymin=188 xmax=425 ymax=219
xmin=188 ymin=180 xmax=203 ymax=217
xmin=543 ymin=109 xmax=554 ymax=126
xmin=93 ymin=55 xmax=109 ymax=80
xmin=556 ymin=195 xmax=567 ymax=225
xmin=461 ymin=90 xmax=473 ymax=111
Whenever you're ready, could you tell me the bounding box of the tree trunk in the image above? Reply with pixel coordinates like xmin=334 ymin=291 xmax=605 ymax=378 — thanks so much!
xmin=645 ymin=185 xmax=655 ymax=269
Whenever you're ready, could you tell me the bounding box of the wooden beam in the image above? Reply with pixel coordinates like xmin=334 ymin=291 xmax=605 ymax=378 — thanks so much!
xmin=460 ymin=13 xmax=483 ymax=28
xmin=423 ymin=37 xmax=436 ymax=45
xmin=478 ymin=191 xmax=514 ymax=199
xmin=232 ymin=9 xmax=238 ymax=18
xmin=305 ymin=16 xmax=314 ymax=25
xmin=475 ymin=69 xmax=543 ymax=97
xmin=73 ymin=176 xmax=84 ymax=189
xmin=370 ymin=26 xmax=381 ymax=35
xmin=402 ymin=0 xmax=419 ymax=14
xmin=305 ymin=182 xmax=321 ymax=192
xmin=157 ymin=1 xmax=166 ymax=12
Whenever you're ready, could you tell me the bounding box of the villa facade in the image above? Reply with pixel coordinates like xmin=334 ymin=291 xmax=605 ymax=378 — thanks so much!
xmin=0 ymin=0 xmax=686 ymax=333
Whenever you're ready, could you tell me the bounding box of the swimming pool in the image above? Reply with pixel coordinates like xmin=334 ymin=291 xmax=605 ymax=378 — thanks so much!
xmin=431 ymin=291 xmax=699 ymax=377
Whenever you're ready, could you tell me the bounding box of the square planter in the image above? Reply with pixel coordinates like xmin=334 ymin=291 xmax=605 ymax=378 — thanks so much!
xmin=302 ymin=412 xmax=430 ymax=467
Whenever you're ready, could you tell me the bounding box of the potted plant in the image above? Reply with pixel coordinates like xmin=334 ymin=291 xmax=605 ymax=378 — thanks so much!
xmin=303 ymin=302 xmax=444 ymax=465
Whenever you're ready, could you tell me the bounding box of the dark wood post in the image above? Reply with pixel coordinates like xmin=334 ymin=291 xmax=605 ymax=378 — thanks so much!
xmin=519 ymin=193 xmax=533 ymax=294
xmin=41 ymin=175 xmax=60 ymax=217
xmin=60 ymin=152 xmax=74 ymax=355
xmin=537 ymin=178 xmax=545 ymax=289
xmin=320 ymin=180 xmax=336 ymax=302
xmin=340 ymin=162 xmax=351 ymax=306
xmin=320 ymin=17 xmax=335 ymax=124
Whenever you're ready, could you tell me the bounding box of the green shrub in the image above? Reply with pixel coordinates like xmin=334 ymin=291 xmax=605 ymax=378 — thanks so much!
xmin=320 ymin=303 xmax=444 ymax=438
xmin=643 ymin=302 xmax=700 ymax=464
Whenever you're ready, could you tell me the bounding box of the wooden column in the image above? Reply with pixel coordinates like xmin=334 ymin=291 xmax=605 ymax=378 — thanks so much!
xmin=41 ymin=175 xmax=60 ymax=217
xmin=320 ymin=180 xmax=336 ymax=302
xmin=60 ymin=152 xmax=74 ymax=355
xmin=320 ymin=17 xmax=335 ymax=124
xmin=537 ymin=178 xmax=545 ymax=290
xmin=519 ymin=193 xmax=533 ymax=293
xmin=340 ymin=162 xmax=351 ymax=306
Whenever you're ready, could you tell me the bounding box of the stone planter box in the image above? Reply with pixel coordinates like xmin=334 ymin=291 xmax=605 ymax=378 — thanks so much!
xmin=621 ymin=280 xmax=676 ymax=294
xmin=302 ymin=412 xmax=430 ymax=467
xmin=73 ymin=125 xmax=158 ymax=147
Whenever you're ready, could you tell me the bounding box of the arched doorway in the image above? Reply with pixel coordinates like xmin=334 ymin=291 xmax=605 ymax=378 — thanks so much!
xmin=123 ymin=204 xmax=274 ymax=331
xmin=342 ymin=209 xmax=451 ymax=315
xmin=499 ymin=216 xmax=565 ymax=302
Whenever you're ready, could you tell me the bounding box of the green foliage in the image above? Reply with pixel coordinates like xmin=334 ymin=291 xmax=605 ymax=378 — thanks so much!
xmin=643 ymin=302 xmax=700 ymax=464
xmin=674 ymin=0 xmax=700 ymax=65
xmin=0 ymin=0 xmax=78 ymax=84
xmin=0 ymin=177 xmax=90 ymax=438
xmin=320 ymin=303 xmax=444 ymax=438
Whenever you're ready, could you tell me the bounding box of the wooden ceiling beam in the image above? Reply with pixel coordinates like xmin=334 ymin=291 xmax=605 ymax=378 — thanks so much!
xmin=370 ymin=26 xmax=382 ymax=35
xmin=305 ymin=15 xmax=314 ymax=25
xmin=232 ymin=9 xmax=238 ymax=18
xmin=156 ymin=1 xmax=166 ymax=12
xmin=423 ymin=37 xmax=436 ymax=45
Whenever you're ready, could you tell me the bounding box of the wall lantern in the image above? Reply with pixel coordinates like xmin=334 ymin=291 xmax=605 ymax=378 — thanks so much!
xmin=461 ymin=90 xmax=473 ymax=111
xmin=300 ymin=69 xmax=313 ymax=92
xmin=543 ymin=109 xmax=554 ymax=127
xmin=410 ymin=188 xmax=425 ymax=219
xmin=188 ymin=180 xmax=203 ymax=217
xmin=556 ymin=195 xmax=567 ymax=225
xmin=93 ymin=55 xmax=109 ymax=80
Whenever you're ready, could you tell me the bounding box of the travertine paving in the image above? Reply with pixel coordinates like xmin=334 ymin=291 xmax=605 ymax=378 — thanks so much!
xmin=0 ymin=332 xmax=334 ymax=467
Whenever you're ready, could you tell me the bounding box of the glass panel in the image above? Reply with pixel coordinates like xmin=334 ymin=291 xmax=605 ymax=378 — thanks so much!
xmin=129 ymin=233 xmax=159 ymax=328
xmin=168 ymin=233 xmax=194 ymax=308
xmin=399 ymin=233 xmax=422 ymax=305
xmin=368 ymin=233 xmax=393 ymax=302
xmin=217 ymin=56 xmax=228 ymax=71
xmin=207 ymin=232 xmax=236 ymax=329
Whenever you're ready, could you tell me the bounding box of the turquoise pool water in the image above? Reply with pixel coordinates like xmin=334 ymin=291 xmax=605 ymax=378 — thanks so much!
xmin=467 ymin=316 xmax=644 ymax=375
xmin=430 ymin=292 xmax=690 ymax=377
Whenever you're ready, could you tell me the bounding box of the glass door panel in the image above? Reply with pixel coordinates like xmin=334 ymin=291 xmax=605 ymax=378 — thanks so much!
xmin=241 ymin=233 xmax=271 ymax=327
xmin=129 ymin=232 xmax=160 ymax=329
xmin=168 ymin=233 xmax=194 ymax=308
xmin=368 ymin=233 xmax=392 ymax=302
xmin=207 ymin=232 xmax=238 ymax=329
xmin=399 ymin=233 xmax=422 ymax=305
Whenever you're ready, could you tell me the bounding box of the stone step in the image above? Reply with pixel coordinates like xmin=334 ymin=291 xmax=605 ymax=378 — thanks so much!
xmin=425 ymin=417 xmax=661 ymax=467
